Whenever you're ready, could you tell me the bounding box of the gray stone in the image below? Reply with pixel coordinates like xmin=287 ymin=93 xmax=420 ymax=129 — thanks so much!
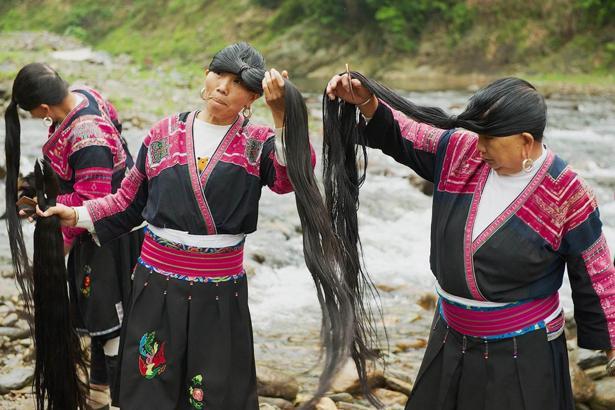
xmin=585 ymin=365 xmax=607 ymax=380
xmin=0 ymin=367 xmax=34 ymax=394
xmin=589 ymin=378 xmax=615 ymax=410
xmin=1 ymin=313 xmax=18 ymax=327
xmin=385 ymin=369 xmax=413 ymax=384
xmin=256 ymin=366 xmax=299 ymax=401
xmin=258 ymin=396 xmax=293 ymax=410
xmin=0 ymin=270 xmax=14 ymax=278
xmin=570 ymin=362 xmax=594 ymax=402
xmin=314 ymin=397 xmax=337 ymax=410
xmin=336 ymin=402 xmax=372 ymax=410
xmin=0 ymin=327 xmax=29 ymax=340
xmin=577 ymin=349 xmax=607 ymax=370
xmin=331 ymin=359 xmax=385 ymax=394
xmin=384 ymin=375 xmax=413 ymax=396
xmin=327 ymin=392 xmax=354 ymax=402
xmin=258 ymin=404 xmax=279 ymax=410
xmin=373 ymin=388 xmax=408 ymax=406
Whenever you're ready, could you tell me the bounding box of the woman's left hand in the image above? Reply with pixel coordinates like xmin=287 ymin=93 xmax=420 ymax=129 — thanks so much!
xmin=262 ymin=68 xmax=288 ymax=128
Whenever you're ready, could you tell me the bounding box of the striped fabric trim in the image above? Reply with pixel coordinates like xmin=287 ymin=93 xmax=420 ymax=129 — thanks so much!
xmin=139 ymin=228 xmax=245 ymax=279
xmin=438 ymin=291 xmax=564 ymax=341
xmin=137 ymin=258 xmax=246 ymax=283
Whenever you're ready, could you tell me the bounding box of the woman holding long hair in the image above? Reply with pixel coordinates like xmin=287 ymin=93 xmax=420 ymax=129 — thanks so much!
xmin=323 ymin=72 xmax=615 ymax=409
xmin=38 ymin=43 xmax=376 ymax=409
xmin=5 ymin=63 xmax=143 ymax=409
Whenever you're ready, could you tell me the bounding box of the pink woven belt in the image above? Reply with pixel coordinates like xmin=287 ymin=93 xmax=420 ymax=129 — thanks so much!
xmin=439 ymin=292 xmax=562 ymax=340
xmin=139 ymin=228 xmax=244 ymax=278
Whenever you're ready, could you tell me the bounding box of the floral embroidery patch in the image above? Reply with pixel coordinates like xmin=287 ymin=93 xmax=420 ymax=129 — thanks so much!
xmin=150 ymin=139 xmax=170 ymax=164
xmin=244 ymin=138 xmax=263 ymax=165
xmin=188 ymin=374 xmax=204 ymax=409
xmin=138 ymin=331 xmax=167 ymax=379
xmin=197 ymin=156 xmax=209 ymax=173
xmin=81 ymin=265 xmax=92 ymax=298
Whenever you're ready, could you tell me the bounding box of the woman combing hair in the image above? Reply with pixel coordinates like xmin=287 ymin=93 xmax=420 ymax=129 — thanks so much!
xmin=5 ymin=63 xmax=143 ymax=409
xmin=324 ymin=71 xmax=615 ymax=410
xmin=40 ymin=43 xmax=373 ymax=409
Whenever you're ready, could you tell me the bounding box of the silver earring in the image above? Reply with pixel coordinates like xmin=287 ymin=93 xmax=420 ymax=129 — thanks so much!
xmin=43 ymin=116 xmax=53 ymax=127
xmin=200 ymin=87 xmax=207 ymax=101
xmin=522 ymin=158 xmax=534 ymax=173
xmin=242 ymin=106 xmax=252 ymax=119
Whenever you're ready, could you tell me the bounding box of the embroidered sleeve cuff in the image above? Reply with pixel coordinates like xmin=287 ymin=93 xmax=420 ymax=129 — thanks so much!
xmin=76 ymin=206 xmax=95 ymax=232
xmin=274 ymin=127 xmax=287 ymax=166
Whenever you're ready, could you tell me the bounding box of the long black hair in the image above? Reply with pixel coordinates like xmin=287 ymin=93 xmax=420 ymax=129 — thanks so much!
xmin=210 ymin=43 xmax=381 ymax=405
xmin=5 ymin=63 xmax=69 ymax=311
xmin=322 ymin=81 xmax=383 ymax=407
xmin=343 ymin=72 xmax=547 ymax=140
xmin=281 ymin=81 xmax=357 ymax=407
xmin=4 ymin=64 xmax=87 ymax=409
xmin=32 ymin=159 xmax=88 ymax=409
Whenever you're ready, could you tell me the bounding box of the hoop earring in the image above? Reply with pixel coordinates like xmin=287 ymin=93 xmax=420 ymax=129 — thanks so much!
xmin=43 ymin=116 xmax=53 ymax=127
xmin=242 ymin=106 xmax=252 ymax=119
xmin=522 ymin=158 xmax=534 ymax=173
xmin=200 ymin=87 xmax=207 ymax=101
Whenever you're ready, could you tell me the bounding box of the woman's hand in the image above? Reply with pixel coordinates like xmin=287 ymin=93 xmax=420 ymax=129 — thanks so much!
xmin=607 ymin=349 xmax=615 ymax=376
xmin=326 ymin=72 xmax=378 ymax=117
xmin=263 ymin=68 xmax=288 ymax=128
xmin=34 ymin=203 xmax=78 ymax=228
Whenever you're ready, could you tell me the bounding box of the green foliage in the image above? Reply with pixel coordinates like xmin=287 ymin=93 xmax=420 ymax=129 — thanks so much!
xmin=575 ymin=0 xmax=615 ymax=27
xmin=253 ymin=0 xmax=283 ymax=8
xmin=0 ymin=0 xmax=612 ymax=74
xmin=265 ymin=0 xmax=475 ymax=52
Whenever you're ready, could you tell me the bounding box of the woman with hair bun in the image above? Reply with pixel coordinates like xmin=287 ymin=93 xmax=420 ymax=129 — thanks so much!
xmin=40 ymin=43 xmax=375 ymax=409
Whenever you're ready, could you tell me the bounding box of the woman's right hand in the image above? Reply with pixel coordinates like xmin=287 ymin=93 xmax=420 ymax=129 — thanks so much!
xmin=325 ymin=72 xmax=378 ymax=117
xmin=33 ymin=204 xmax=78 ymax=227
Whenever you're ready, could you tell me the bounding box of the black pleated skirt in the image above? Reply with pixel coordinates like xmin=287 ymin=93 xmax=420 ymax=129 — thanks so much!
xmin=405 ymin=312 xmax=574 ymax=410
xmin=116 ymin=263 xmax=258 ymax=410
xmin=67 ymin=229 xmax=144 ymax=338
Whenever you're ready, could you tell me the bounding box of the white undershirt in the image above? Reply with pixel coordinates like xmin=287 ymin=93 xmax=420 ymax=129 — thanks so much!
xmin=149 ymin=118 xmax=243 ymax=247
xmin=472 ymin=146 xmax=548 ymax=241
xmin=193 ymin=118 xmax=231 ymax=167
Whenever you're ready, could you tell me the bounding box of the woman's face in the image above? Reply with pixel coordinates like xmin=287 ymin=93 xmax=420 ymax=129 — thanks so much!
xmin=201 ymin=70 xmax=258 ymax=124
xmin=476 ymin=132 xmax=535 ymax=175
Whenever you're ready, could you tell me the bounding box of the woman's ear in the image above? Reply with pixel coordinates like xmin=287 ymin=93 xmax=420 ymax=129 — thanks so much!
xmin=38 ymin=104 xmax=51 ymax=117
xmin=249 ymin=92 xmax=259 ymax=105
xmin=521 ymin=132 xmax=535 ymax=145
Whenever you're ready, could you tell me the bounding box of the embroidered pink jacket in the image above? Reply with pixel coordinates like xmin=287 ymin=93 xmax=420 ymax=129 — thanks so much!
xmin=364 ymin=101 xmax=615 ymax=350
xmin=42 ymin=87 xmax=132 ymax=246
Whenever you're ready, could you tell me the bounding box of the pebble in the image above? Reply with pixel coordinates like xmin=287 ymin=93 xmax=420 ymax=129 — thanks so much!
xmin=0 ymin=367 xmax=34 ymax=395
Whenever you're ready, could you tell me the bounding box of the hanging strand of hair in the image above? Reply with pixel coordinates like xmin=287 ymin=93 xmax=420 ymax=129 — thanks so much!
xmin=32 ymin=159 xmax=88 ymax=409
